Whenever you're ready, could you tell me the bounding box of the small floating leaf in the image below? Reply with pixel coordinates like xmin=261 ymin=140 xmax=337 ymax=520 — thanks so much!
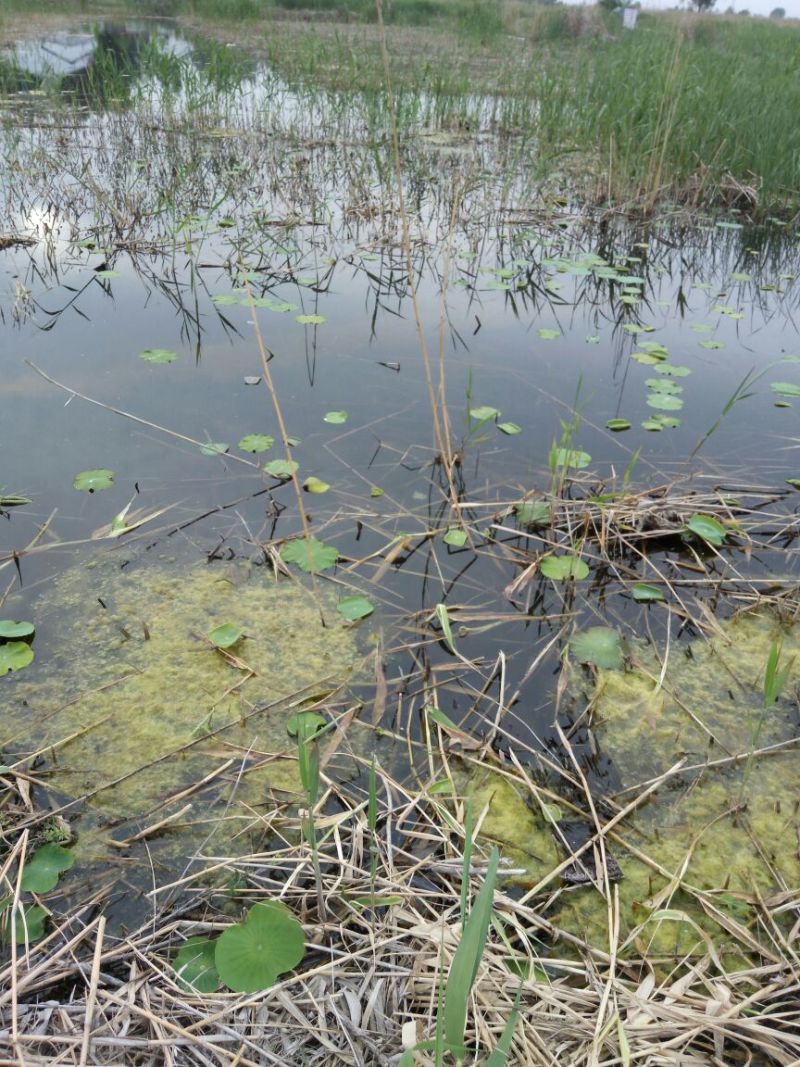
xmin=208 ymin=623 xmax=244 ymax=649
xmin=606 ymin=419 xmax=630 ymax=432
xmin=295 ymin=314 xmax=326 ymax=325
xmin=497 ymin=422 xmax=521 ymax=435
xmin=515 ymin=500 xmax=550 ymax=526
xmin=281 ymin=537 xmax=339 ymax=573
xmin=0 ymin=621 xmax=34 ymax=640
xmin=570 ymin=626 xmax=624 ymax=669
xmin=539 ymin=555 xmax=589 ymax=580
xmin=537 ymin=328 xmax=561 ymax=340
xmin=632 ymin=583 xmax=665 ymax=602
xmin=20 ymin=844 xmax=74 ymax=894
xmin=263 ymin=459 xmax=299 ymax=479
xmin=200 ymin=442 xmax=229 ymax=456
xmin=0 ymin=642 xmax=33 ymax=673
xmin=336 ymin=595 xmax=375 ymax=621
xmin=303 ymin=477 xmax=330 ymax=494
xmin=646 ymin=393 xmax=683 ymax=411
xmin=174 ymin=937 xmax=221 ymax=994
xmin=323 ymin=411 xmax=348 ymax=424
xmin=655 ymin=364 xmax=691 ymax=377
xmin=243 ymin=376 xmax=261 ymax=386
xmin=370 ymin=487 xmax=384 ymax=497
xmin=214 ymin=901 xmax=305 ymax=994
xmin=770 ymin=382 xmax=800 ymax=397
xmin=553 ymin=448 xmax=591 ymax=470
xmin=684 ymin=513 xmax=727 ymax=546
xmin=699 ymin=340 xmax=724 ymax=350
xmin=73 ymin=469 xmax=115 ymax=492
xmin=443 ymin=528 xmax=468 ymax=547
xmin=238 ymin=434 xmax=274 ymax=453
xmin=786 ymin=479 xmax=800 ymax=490
xmin=139 ymin=348 xmax=178 ymax=364
xmin=469 ymin=406 xmax=500 ymax=422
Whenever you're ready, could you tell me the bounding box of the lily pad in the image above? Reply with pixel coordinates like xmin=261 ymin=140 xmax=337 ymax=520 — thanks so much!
xmin=497 ymin=422 xmax=522 ymax=435
xmin=655 ymin=364 xmax=691 ymax=377
xmin=553 ymin=448 xmax=591 ymax=470
xmin=139 ymin=348 xmax=178 ymax=364
xmin=684 ymin=513 xmax=727 ymax=546
xmin=646 ymin=393 xmax=683 ymax=411
xmin=200 ymin=442 xmax=230 ymax=456
xmin=336 ymin=595 xmax=375 ymax=621
xmin=208 ymin=623 xmax=244 ymax=649
xmin=74 ymin=469 xmax=114 ymax=492
xmin=0 ymin=642 xmax=33 ymax=673
xmin=215 ymin=901 xmax=305 ymax=994
xmin=303 ymin=477 xmax=330 ymax=494
xmin=570 ymin=626 xmax=624 ymax=669
xmin=539 ymin=555 xmax=589 ymax=580
xmin=238 ymin=434 xmax=274 ymax=453
xmin=770 ymin=382 xmax=800 ymax=398
xmin=632 ymin=583 xmax=665 ymax=602
xmin=515 ymin=500 xmax=550 ymax=526
xmin=537 ymin=328 xmax=561 ymax=340
xmin=469 ymin=406 xmax=500 ymax=422
xmin=174 ymin=937 xmax=221 ymax=994
xmin=281 ymin=537 xmax=339 ymax=573
xmin=0 ymin=621 xmax=34 ymax=640
xmin=295 ymin=314 xmax=326 ymax=325
xmin=443 ymin=528 xmax=468 ymax=547
xmin=20 ymin=844 xmax=74 ymax=894
xmin=264 ymin=459 xmax=299 ymax=479
xmin=323 ymin=411 xmax=348 ymax=425
xmin=606 ymin=419 xmax=630 ymax=432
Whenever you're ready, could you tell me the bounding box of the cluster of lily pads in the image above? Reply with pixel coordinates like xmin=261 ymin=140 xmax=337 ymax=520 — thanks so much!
xmin=0 ymin=619 xmax=34 ymax=674
xmin=0 ymin=843 xmax=74 ymax=944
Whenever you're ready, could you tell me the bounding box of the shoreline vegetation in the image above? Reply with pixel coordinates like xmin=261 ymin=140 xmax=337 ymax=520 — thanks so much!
xmin=1 ymin=2 xmax=799 ymax=1064
xmin=0 ymin=0 xmax=799 ymax=215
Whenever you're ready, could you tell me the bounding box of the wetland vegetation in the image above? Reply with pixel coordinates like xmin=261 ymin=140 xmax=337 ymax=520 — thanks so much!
xmin=1 ymin=1 xmax=800 ymax=1064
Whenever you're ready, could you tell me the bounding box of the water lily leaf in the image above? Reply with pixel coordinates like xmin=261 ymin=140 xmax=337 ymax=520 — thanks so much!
xmin=303 ymin=477 xmax=330 ymax=494
xmin=606 ymin=419 xmax=630 ymax=432
xmin=370 ymin=487 xmax=384 ymax=497
xmin=684 ymin=513 xmax=727 ymax=546
xmin=20 ymin=844 xmax=74 ymax=894
xmin=515 ymin=500 xmax=550 ymax=526
xmin=174 ymin=937 xmax=220 ymax=994
xmin=74 ymin=469 xmax=114 ymax=492
xmin=786 ymin=479 xmax=800 ymax=490
xmin=654 ymin=415 xmax=681 ymax=428
xmin=699 ymin=340 xmax=724 ymax=350
xmin=139 ymin=348 xmax=178 ymax=364
xmin=539 ymin=555 xmax=589 ymax=580
xmin=655 ymin=364 xmax=691 ymax=377
xmin=336 ymin=595 xmax=375 ymax=621
xmin=281 ymin=537 xmax=339 ymax=573
xmin=208 ymin=623 xmax=244 ymax=649
xmin=646 ymin=393 xmax=683 ymax=411
xmin=1 ymin=903 xmax=46 ymax=944
xmin=286 ymin=711 xmax=327 ymax=739
xmin=0 ymin=621 xmax=34 ymax=640
xmin=323 ymin=411 xmax=348 ymax=424
xmin=212 ymin=293 xmax=242 ymax=306
xmin=264 ymin=300 xmax=299 ymax=313
xmin=497 ymin=422 xmax=521 ymax=435
xmin=0 ymin=642 xmax=33 ymax=673
xmin=215 ymin=901 xmax=305 ymax=994
xmin=443 ymin=528 xmax=468 ymax=547
xmin=238 ymin=434 xmax=274 ymax=453
xmin=641 ymin=419 xmax=663 ymax=431
xmin=200 ymin=442 xmax=229 ymax=456
xmin=770 ymin=382 xmax=800 ymax=397
xmin=631 ymin=352 xmax=662 ymax=365
xmin=730 ymin=272 xmax=752 ymax=282
xmin=632 ymin=583 xmax=665 ymax=602
xmin=469 ymin=406 xmax=500 ymax=422
xmin=263 ymin=459 xmax=299 ymax=479
xmin=243 ymin=376 xmax=261 ymax=386
xmin=0 ymin=494 xmax=31 ymax=507
xmin=570 ymin=626 xmax=624 ymax=668
xmin=537 ymin=328 xmax=560 ymax=340
xmin=586 ymin=335 xmax=600 ymax=344
xmin=690 ymin=322 xmax=714 ymax=333
xmin=645 ymin=379 xmax=683 ymax=394
xmin=295 ymin=314 xmax=326 ymax=325
xmin=554 ymin=448 xmax=591 ymax=470
xmin=639 ymin=341 xmax=668 ymax=355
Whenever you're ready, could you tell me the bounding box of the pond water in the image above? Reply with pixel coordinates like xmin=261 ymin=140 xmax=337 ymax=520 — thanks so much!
xmin=1 ymin=20 xmax=800 ymax=932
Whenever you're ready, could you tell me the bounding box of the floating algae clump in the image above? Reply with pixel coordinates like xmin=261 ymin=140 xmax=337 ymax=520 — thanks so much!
xmin=2 ymin=554 xmax=364 ymax=839
xmin=555 ymin=611 xmax=800 ymax=955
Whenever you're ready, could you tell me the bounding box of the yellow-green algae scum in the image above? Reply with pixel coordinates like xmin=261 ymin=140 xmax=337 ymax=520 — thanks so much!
xmin=2 ymin=554 xmax=364 ymax=862
xmin=462 ymin=612 xmax=800 ymax=959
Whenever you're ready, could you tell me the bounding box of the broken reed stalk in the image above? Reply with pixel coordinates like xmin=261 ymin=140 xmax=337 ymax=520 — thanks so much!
xmin=374 ymin=0 xmax=460 ymax=507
